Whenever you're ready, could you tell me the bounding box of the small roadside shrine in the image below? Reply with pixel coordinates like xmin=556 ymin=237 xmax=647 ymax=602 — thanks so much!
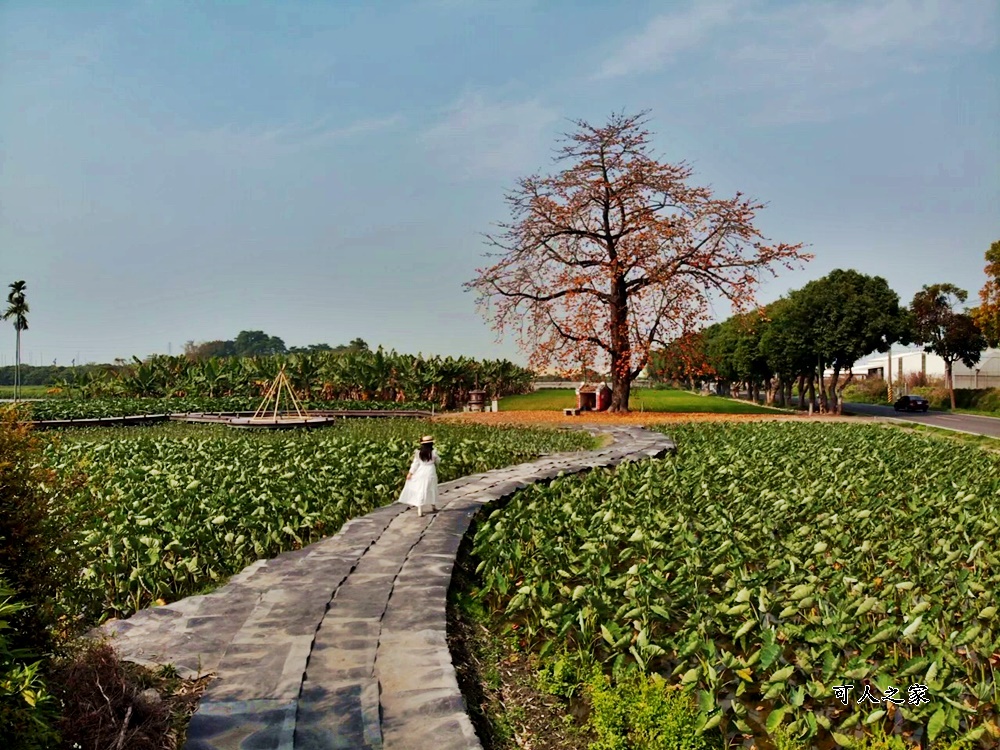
xmin=566 ymin=382 xmax=612 ymax=416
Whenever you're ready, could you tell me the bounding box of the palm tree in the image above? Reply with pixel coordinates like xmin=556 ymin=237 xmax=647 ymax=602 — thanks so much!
xmin=2 ymin=281 xmax=29 ymax=401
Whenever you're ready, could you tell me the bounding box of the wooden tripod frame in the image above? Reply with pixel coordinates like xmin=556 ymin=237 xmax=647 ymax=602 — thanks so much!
xmin=252 ymin=366 xmax=307 ymax=422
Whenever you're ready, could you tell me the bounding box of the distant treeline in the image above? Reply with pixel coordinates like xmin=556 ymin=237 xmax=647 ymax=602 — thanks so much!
xmin=0 ymin=364 xmax=106 ymax=387
xmin=0 ymin=331 xmax=371 ymax=387
xmin=182 ymin=331 xmax=370 ymax=359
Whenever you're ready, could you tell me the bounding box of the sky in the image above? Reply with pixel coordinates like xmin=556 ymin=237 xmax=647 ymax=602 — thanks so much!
xmin=1 ymin=0 xmax=997 ymax=367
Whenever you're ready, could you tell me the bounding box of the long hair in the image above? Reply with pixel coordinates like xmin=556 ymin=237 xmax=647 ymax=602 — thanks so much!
xmin=418 ymin=442 xmax=433 ymax=462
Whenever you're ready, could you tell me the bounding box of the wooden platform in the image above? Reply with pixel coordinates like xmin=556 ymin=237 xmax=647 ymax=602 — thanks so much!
xmin=25 ymin=410 xmax=434 ymax=429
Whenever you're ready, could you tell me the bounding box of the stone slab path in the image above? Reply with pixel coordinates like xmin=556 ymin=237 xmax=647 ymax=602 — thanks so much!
xmin=96 ymin=426 xmax=675 ymax=750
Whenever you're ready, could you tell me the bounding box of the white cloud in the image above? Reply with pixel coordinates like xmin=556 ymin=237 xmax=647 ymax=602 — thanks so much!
xmin=813 ymin=0 xmax=997 ymax=53
xmin=731 ymin=0 xmax=997 ymax=71
xmin=596 ymin=0 xmax=738 ymax=79
xmin=596 ymin=0 xmax=998 ymax=125
xmin=420 ymin=93 xmax=559 ymax=179
xmin=180 ymin=114 xmax=404 ymax=155
xmin=735 ymin=0 xmax=997 ymax=123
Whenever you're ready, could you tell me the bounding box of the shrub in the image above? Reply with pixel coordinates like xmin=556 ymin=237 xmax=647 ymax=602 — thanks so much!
xmin=907 ymin=384 xmax=1000 ymax=411
xmin=587 ymin=670 xmax=710 ymax=750
xmin=971 ymin=388 xmax=1000 ymax=412
xmin=770 ymin=727 xmax=809 ymax=750
xmin=903 ymin=371 xmax=930 ymax=389
xmin=842 ymin=378 xmax=888 ymax=405
xmin=0 ymin=582 xmax=59 ymax=750
xmin=537 ymin=650 xmax=596 ymax=699
xmin=0 ymin=409 xmax=80 ymax=652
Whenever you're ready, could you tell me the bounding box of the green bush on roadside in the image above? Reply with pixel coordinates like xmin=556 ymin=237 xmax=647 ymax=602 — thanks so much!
xmin=841 ymin=379 xmax=1000 ymax=414
xmin=0 ymin=410 xmax=84 ymax=747
xmin=0 ymin=410 xmax=80 ymax=653
xmin=842 ymin=378 xmax=888 ymax=404
xmin=972 ymin=389 xmax=1000 ymax=411
xmin=907 ymin=386 xmax=1000 ymax=412
xmin=587 ymin=670 xmax=711 ymax=750
xmin=0 ymin=582 xmax=59 ymax=750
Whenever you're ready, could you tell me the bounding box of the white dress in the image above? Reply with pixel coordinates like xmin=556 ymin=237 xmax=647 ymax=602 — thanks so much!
xmin=397 ymin=449 xmax=440 ymax=510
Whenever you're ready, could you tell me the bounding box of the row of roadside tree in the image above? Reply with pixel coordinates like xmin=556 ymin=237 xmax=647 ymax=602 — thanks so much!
xmin=648 ymin=269 xmax=988 ymax=412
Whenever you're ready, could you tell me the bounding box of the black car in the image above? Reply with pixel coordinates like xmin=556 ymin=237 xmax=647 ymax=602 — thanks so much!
xmin=894 ymin=395 xmax=929 ymax=412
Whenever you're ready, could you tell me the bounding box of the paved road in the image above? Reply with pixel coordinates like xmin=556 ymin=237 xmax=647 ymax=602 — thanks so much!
xmin=844 ymin=402 xmax=1000 ymax=438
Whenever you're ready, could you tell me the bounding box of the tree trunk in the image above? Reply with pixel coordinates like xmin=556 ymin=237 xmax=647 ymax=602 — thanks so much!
xmin=608 ymin=275 xmax=631 ymax=412
xmin=836 ymin=371 xmax=854 ymax=415
xmin=610 ymin=368 xmax=632 ymax=411
xmin=828 ymin=366 xmax=840 ymax=414
xmin=785 ymin=380 xmax=794 ymax=408
xmin=807 ymin=375 xmax=816 ymax=412
xmin=14 ymin=328 xmax=20 ymax=402
xmin=797 ymin=375 xmax=806 ymax=411
xmin=817 ymin=358 xmax=828 ymax=413
xmin=946 ymin=360 xmax=955 ymax=410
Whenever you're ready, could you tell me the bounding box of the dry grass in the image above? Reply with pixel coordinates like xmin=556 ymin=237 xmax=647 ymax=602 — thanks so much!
xmin=52 ymin=642 xmax=212 ymax=750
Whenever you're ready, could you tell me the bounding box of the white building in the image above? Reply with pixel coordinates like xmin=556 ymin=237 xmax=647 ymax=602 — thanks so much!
xmin=851 ymin=347 xmax=1000 ymax=389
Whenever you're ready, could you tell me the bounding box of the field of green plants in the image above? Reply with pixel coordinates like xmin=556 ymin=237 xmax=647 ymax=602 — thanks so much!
xmin=471 ymin=422 xmax=999 ymax=747
xmin=19 ymin=396 xmax=435 ymax=421
xmin=42 ymin=421 xmax=594 ymax=624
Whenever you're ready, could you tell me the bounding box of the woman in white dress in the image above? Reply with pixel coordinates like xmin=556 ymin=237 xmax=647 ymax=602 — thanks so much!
xmin=397 ymin=435 xmax=440 ymax=516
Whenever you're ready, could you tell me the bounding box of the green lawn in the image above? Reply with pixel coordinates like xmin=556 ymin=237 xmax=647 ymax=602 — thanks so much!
xmin=499 ymin=388 xmax=778 ymax=414
xmin=0 ymin=385 xmax=56 ymax=399
xmin=955 ymin=407 xmax=1000 ymax=418
xmin=896 ymin=422 xmax=1000 ymax=450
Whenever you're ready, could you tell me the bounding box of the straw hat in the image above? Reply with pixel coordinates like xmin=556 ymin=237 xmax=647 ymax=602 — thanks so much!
xmin=420 ymin=435 xmax=434 ymax=444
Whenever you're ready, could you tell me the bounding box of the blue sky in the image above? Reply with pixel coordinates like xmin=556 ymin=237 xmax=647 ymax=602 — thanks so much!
xmin=1 ymin=0 xmax=997 ymax=366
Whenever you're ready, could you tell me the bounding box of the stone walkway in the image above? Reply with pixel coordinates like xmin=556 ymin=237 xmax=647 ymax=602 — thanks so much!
xmin=97 ymin=426 xmax=675 ymax=749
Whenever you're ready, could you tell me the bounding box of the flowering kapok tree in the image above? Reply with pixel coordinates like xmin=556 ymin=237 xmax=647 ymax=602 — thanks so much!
xmin=465 ymin=112 xmax=808 ymax=411
xmin=972 ymin=240 xmax=1000 ymax=347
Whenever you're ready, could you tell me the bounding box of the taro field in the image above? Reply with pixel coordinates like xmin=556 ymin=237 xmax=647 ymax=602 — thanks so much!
xmin=20 ymin=395 xmax=436 ymax=421
xmin=42 ymin=421 xmax=593 ymax=624
xmin=471 ymin=422 xmax=1000 ymax=747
